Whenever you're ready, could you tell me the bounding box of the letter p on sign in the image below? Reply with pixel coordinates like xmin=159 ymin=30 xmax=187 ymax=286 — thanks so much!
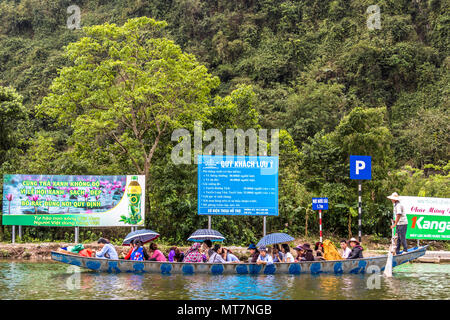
xmin=355 ymin=161 xmax=365 ymax=174
xmin=350 ymin=155 xmax=372 ymax=180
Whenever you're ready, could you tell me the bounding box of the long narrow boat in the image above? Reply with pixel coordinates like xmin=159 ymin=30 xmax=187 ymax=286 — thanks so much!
xmin=51 ymin=245 xmax=427 ymax=275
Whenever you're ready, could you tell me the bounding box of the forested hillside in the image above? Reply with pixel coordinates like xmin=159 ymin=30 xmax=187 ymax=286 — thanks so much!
xmin=0 ymin=0 xmax=448 ymax=244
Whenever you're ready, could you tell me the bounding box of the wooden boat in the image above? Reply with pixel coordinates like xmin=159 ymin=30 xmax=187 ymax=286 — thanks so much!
xmin=51 ymin=245 xmax=427 ymax=275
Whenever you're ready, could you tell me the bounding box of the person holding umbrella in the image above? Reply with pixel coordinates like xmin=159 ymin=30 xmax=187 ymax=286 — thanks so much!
xmin=124 ymin=239 xmax=137 ymax=260
xmin=130 ymin=240 xmax=149 ymax=261
xmin=387 ymin=192 xmax=408 ymax=254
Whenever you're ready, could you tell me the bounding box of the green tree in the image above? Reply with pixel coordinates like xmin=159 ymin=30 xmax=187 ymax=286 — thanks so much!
xmin=37 ymin=17 xmax=220 ymax=209
xmin=0 ymin=86 xmax=27 ymax=169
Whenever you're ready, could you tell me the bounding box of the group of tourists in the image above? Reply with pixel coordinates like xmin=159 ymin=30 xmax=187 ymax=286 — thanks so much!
xmin=58 ymin=191 xmax=410 ymax=264
xmin=246 ymin=237 xmax=364 ymax=265
xmin=182 ymin=240 xmax=240 ymax=263
xmin=61 ymin=236 xmax=365 ymax=264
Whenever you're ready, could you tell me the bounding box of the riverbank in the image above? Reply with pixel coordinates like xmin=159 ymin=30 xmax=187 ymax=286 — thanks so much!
xmin=1 ymin=237 xmax=448 ymax=262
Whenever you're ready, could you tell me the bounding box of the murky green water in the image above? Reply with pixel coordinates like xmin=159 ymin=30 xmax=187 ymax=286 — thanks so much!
xmin=0 ymin=260 xmax=449 ymax=300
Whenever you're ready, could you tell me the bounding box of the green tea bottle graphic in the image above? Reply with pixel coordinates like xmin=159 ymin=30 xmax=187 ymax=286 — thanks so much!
xmin=127 ymin=176 xmax=142 ymax=224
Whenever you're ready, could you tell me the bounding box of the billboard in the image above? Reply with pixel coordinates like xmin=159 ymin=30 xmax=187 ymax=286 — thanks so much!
xmin=398 ymin=196 xmax=450 ymax=240
xmin=198 ymin=155 xmax=278 ymax=216
xmin=2 ymin=174 xmax=145 ymax=227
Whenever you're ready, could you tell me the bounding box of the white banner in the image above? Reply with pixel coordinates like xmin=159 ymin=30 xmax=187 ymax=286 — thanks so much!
xmin=399 ymin=196 xmax=450 ymax=216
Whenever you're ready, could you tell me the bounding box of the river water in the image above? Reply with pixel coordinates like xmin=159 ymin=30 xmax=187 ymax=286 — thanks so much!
xmin=0 ymin=260 xmax=448 ymax=300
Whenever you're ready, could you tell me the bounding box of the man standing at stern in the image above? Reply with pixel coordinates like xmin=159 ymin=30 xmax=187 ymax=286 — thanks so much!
xmin=388 ymin=192 xmax=408 ymax=255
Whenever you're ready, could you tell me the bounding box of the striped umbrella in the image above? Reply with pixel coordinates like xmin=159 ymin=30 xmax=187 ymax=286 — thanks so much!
xmin=187 ymin=229 xmax=225 ymax=242
xmin=122 ymin=229 xmax=160 ymax=246
xmin=256 ymin=233 xmax=295 ymax=247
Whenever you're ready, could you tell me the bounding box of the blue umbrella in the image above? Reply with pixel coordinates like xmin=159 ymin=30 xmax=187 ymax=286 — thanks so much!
xmin=256 ymin=233 xmax=295 ymax=247
xmin=122 ymin=229 xmax=160 ymax=246
xmin=187 ymin=229 xmax=225 ymax=242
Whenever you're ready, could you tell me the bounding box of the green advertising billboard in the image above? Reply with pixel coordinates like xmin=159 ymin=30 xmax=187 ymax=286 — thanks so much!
xmin=398 ymin=196 xmax=450 ymax=240
xmin=2 ymin=174 xmax=145 ymax=227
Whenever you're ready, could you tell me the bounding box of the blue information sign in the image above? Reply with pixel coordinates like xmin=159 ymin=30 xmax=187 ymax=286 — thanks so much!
xmin=312 ymin=198 xmax=328 ymax=210
xmin=350 ymin=155 xmax=372 ymax=180
xmin=198 ymin=155 xmax=278 ymax=216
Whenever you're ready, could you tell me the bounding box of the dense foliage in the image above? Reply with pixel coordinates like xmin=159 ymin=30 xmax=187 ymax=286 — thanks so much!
xmin=0 ymin=0 xmax=448 ymax=244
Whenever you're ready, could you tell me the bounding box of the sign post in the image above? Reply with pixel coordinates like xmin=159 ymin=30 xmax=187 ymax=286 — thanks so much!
xmin=350 ymin=155 xmax=372 ymax=243
xmin=74 ymin=226 xmax=79 ymax=244
xmin=312 ymin=197 xmax=328 ymax=242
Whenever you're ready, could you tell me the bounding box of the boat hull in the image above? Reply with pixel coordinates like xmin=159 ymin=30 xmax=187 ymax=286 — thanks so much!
xmin=51 ymin=246 xmax=427 ymax=275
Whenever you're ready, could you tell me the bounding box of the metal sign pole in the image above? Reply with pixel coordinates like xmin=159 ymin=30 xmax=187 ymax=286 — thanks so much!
xmin=358 ymin=180 xmax=362 ymax=243
xmin=12 ymin=225 xmax=15 ymax=244
xmin=208 ymin=216 xmax=211 ymax=230
xmin=18 ymin=226 xmax=22 ymax=240
xmin=319 ymin=210 xmax=323 ymax=243
xmin=263 ymin=216 xmax=266 ymax=237
xmin=74 ymin=227 xmax=79 ymax=244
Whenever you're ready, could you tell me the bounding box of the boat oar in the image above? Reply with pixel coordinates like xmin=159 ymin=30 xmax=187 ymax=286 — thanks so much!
xmin=383 ymin=219 xmax=396 ymax=277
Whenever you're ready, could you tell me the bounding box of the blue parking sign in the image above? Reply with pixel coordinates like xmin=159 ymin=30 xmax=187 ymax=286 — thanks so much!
xmin=312 ymin=198 xmax=328 ymax=210
xmin=350 ymin=155 xmax=372 ymax=180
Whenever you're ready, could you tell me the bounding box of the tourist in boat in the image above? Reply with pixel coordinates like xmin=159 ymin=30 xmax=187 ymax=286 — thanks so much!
xmin=346 ymin=238 xmax=364 ymax=259
xmin=202 ymin=239 xmax=213 ymax=255
xmin=183 ymin=243 xmax=204 ymax=263
xmin=222 ymin=247 xmax=240 ymax=263
xmin=95 ymin=238 xmax=118 ymax=260
xmin=271 ymin=245 xmax=283 ymax=263
xmin=247 ymin=243 xmax=260 ymax=263
xmin=340 ymin=240 xmax=352 ymax=259
xmin=129 ymin=240 xmax=148 ymax=261
xmin=256 ymin=246 xmax=273 ymax=265
xmin=294 ymin=243 xmax=314 ymax=261
xmin=208 ymin=244 xmax=227 ymax=263
xmin=387 ymin=192 xmax=408 ymax=254
xmin=168 ymin=246 xmax=185 ymax=262
xmin=314 ymin=242 xmax=325 ymax=260
xmin=281 ymin=244 xmax=295 ymax=262
xmin=303 ymin=243 xmax=315 ymax=261
xmin=148 ymin=243 xmax=167 ymax=261
xmin=123 ymin=239 xmax=137 ymax=260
